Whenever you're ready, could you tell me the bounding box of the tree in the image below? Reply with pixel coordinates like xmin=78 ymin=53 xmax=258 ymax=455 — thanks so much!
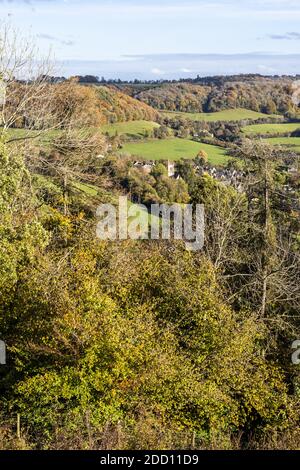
xmin=50 ymin=79 xmax=105 ymax=129
xmin=37 ymin=127 xmax=107 ymax=215
xmin=175 ymin=159 xmax=197 ymax=189
xmin=234 ymin=140 xmax=300 ymax=320
xmin=191 ymin=174 xmax=248 ymax=272
xmin=0 ymin=24 xmax=56 ymax=142
xmin=197 ymin=150 xmax=208 ymax=164
xmin=264 ymin=99 xmax=277 ymax=115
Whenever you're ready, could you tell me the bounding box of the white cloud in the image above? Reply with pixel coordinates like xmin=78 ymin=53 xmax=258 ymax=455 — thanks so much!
xmin=151 ymin=67 xmax=165 ymax=75
xmin=257 ymin=64 xmax=276 ymax=73
xmin=37 ymin=33 xmax=75 ymax=46
xmin=268 ymin=31 xmax=300 ymax=40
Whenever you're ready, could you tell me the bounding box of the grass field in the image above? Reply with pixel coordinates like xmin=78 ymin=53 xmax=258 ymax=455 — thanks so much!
xmin=121 ymin=138 xmax=229 ymax=165
xmin=2 ymin=127 xmax=60 ymax=145
xmin=101 ymin=120 xmax=160 ymax=138
xmin=242 ymin=122 xmax=300 ymax=136
xmin=162 ymin=108 xmax=282 ymax=123
xmin=73 ymin=181 xmax=101 ymax=197
xmin=265 ymin=137 xmax=300 ymax=154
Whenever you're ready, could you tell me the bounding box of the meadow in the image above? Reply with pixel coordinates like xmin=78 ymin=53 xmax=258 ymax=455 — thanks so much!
xmin=242 ymin=122 xmax=300 ymax=136
xmin=121 ymin=138 xmax=230 ymax=165
xmin=161 ymin=108 xmax=282 ymax=123
xmin=2 ymin=127 xmax=60 ymax=145
xmin=265 ymin=136 xmax=300 ymax=153
xmin=101 ymin=120 xmax=160 ymax=137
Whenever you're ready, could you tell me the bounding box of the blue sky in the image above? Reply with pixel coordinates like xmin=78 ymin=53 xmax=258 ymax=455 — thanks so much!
xmin=1 ymin=0 xmax=300 ymax=78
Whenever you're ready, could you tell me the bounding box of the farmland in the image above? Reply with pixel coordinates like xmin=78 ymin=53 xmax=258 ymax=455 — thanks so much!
xmin=101 ymin=120 xmax=160 ymax=138
xmin=121 ymin=138 xmax=230 ymax=165
xmin=265 ymin=137 xmax=300 ymax=154
xmin=242 ymin=122 xmax=300 ymax=136
xmin=162 ymin=108 xmax=282 ymax=123
xmin=2 ymin=127 xmax=61 ymax=145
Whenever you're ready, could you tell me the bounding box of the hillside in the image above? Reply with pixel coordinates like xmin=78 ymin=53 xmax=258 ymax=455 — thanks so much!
xmin=242 ymin=122 xmax=300 ymax=136
xmin=162 ymin=108 xmax=282 ymax=123
xmin=101 ymin=120 xmax=160 ymax=137
xmin=136 ymin=83 xmax=211 ymax=113
xmin=94 ymin=85 xmax=160 ymax=124
xmin=121 ymin=138 xmax=229 ymax=164
xmin=135 ymin=78 xmax=298 ymax=115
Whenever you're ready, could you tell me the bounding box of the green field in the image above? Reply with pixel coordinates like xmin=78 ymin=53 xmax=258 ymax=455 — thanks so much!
xmin=73 ymin=181 xmax=101 ymax=197
xmin=121 ymin=138 xmax=229 ymax=165
xmin=162 ymin=108 xmax=282 ymax=123
xmin=101 ymin=120 xmax=160 ymax=138
xmin=265 ymin=137 xmax=300 ymax=154
xmin=2 ymin=127 xmax=60 ymax=145
xmin=3 ymin=122 xmax=160 ymax=143
xmin=242 ymin=122 xmax=300 ymax=136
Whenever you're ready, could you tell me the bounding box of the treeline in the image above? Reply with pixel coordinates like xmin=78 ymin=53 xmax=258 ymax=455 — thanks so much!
xmin=136 ymin=83 xmax=211 ymax=114
xmin=136 ymin=80 xmax=298 ymax=115
xmin=37 ymin=75 xmax=299 ymax=118
xmin=43 ymin=73 xmax=300 ymax=86
xmin=162 ymin=116 xmax=251 ymax=142
xmin=94 ymin=85 xmax=159 ymax=123
xmin=4 ymin=80 xmax=159 ymax=130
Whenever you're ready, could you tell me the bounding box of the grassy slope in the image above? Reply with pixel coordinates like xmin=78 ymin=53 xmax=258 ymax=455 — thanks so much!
xmin=94 ymin=85 xmax=159 ymax=123
xmin=242 ymin=122 xmax=300 ymax=136
xmin=121 ymin=138 xmax=229 ymax=165
xmin=4 ymin=121 xmax=161 ymax=144
xmin=2 ymin=128 xmax=60 ymax=145
xmin=265 ymin=137 xmax=300 ymax=153
xmin=101 ymin=120 xmax=160 ymax=137
xmin=73 ymin=181 xmax=101 ymax=197
xmin=162 ymin=108 xmax=282 ymax=122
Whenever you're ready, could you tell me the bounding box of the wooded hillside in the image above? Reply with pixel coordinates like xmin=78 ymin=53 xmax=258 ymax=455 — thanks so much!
xmin=136 ymin=79 xmax=298 ymax=115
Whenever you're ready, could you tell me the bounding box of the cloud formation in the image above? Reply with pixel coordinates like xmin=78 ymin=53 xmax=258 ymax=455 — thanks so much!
xmin=37 ymin=33 xmax=75 ymax=46
xmin=268 ymin=31 xmax=300 ymax=40
xmin=2 ymin=0 xmax=300 ymax=76
xmin=151 ymin=67 xmax=165 ymax=75
xmin=59 ymin=52 xmax=300 ymax=80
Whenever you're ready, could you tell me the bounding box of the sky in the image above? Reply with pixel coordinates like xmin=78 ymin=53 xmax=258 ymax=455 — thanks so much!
xmin=1 ymin=0 xmax=300 ymax=79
